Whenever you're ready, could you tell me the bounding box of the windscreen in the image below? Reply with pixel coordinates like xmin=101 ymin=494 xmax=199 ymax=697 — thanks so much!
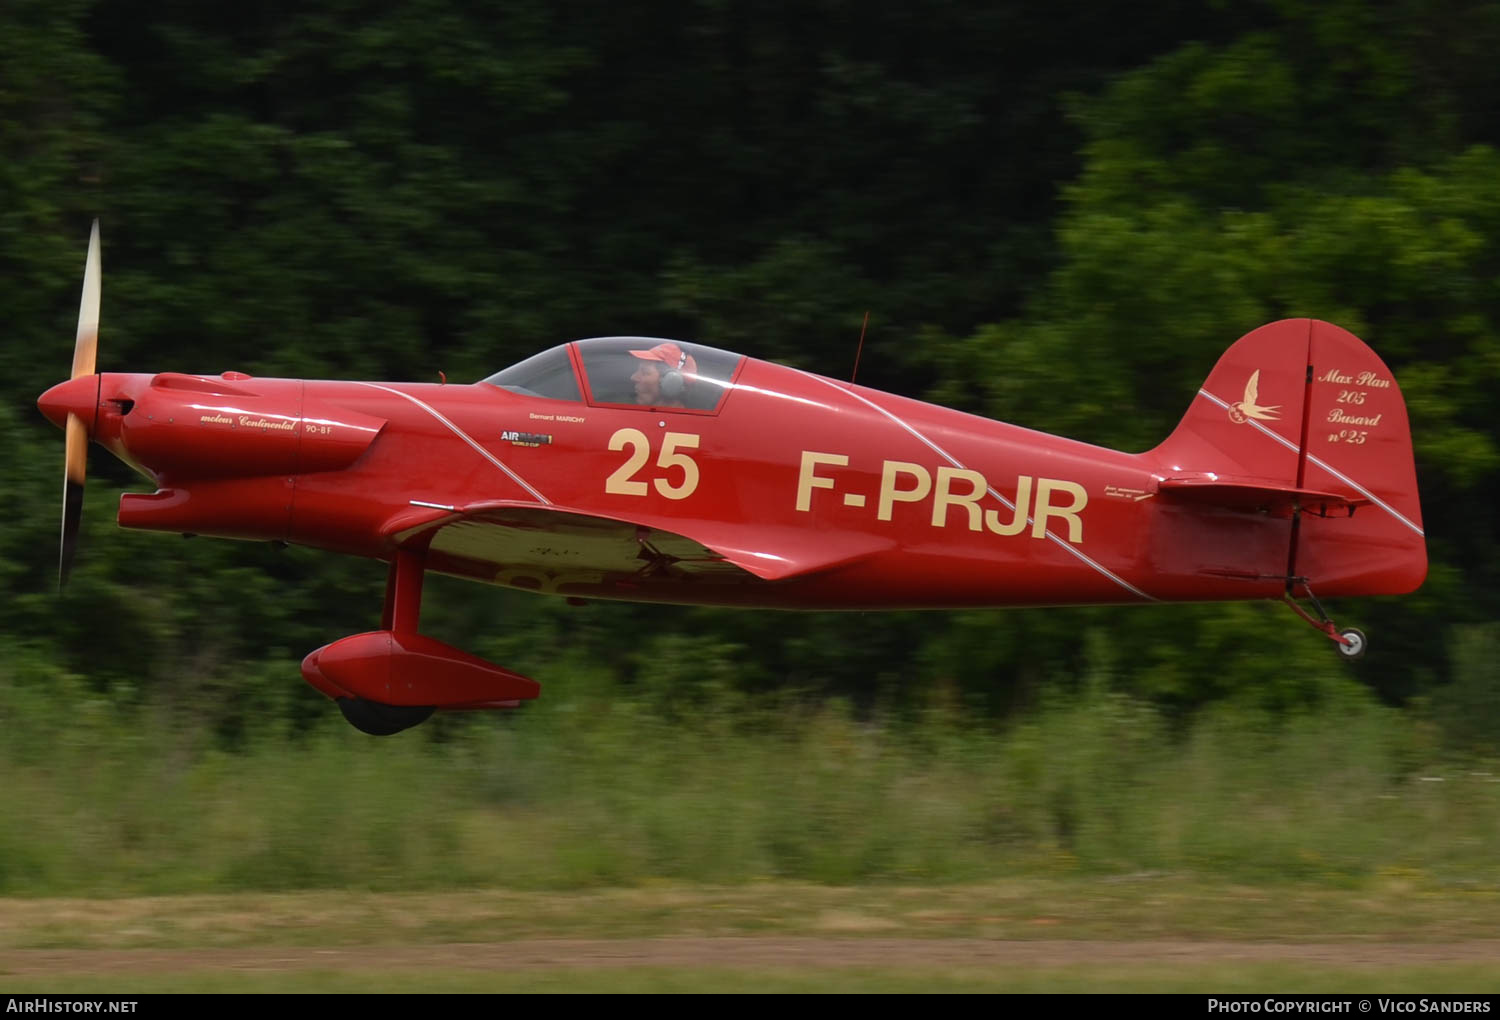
xmin=481 ymin=346 xmax=582 ymax=401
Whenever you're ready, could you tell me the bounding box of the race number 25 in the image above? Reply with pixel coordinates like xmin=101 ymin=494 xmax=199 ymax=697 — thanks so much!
xmin=605 ymin=429 xmax=701 ymax=500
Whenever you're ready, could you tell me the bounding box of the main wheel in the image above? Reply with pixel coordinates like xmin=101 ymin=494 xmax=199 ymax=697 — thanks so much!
xmin=1335 ymin=627 xmax=1367 ymax=660
xmin=337 ymin=697 xmax=435 ymax=736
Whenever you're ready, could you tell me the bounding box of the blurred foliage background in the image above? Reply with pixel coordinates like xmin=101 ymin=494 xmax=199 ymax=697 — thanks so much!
xmin=2 ymin=0 xmax=1498 ymax=893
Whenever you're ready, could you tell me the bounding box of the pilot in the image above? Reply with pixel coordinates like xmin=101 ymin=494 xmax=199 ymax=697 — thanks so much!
xmin=629 ymin=342 xmax=697 ymax=408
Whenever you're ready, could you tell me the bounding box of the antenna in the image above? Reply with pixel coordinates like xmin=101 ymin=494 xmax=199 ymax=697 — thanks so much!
xmin=850 ymin=310 xmax=869 ymax=383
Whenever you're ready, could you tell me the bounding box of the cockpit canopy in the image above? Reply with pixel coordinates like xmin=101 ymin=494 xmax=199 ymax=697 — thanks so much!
xmin=482 ymin=337 xmax=744 ymax=412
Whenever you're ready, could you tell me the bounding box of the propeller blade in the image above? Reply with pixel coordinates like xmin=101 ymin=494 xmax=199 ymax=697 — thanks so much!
xmin=73 ymin=219 xmax=100 ymax=379
xmin=59 ymin=220 xmax=101 ymax=590
xmin=61 ymin=413 xmax=88 ymax=589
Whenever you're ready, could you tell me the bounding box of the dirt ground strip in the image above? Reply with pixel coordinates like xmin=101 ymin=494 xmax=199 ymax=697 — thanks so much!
xmin=5 ymin=939 xmax=1500 ymax=976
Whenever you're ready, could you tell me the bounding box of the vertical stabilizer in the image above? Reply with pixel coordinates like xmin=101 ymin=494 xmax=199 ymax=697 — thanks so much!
xmin=1150 ymin=319 xmax=1425 ymax=597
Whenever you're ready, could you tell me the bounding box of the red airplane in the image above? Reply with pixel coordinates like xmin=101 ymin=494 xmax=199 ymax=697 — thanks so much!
xmin=39 ymin=224 xmax=1426 ymax=734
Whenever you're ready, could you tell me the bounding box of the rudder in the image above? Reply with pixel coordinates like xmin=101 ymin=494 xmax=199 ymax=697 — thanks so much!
xmin=1293 ymin=320 xmax=1425 ymax=596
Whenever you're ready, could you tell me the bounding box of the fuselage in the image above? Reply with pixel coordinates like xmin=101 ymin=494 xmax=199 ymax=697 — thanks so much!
xmin=56 ymin=337 xmax=1299 ymax=610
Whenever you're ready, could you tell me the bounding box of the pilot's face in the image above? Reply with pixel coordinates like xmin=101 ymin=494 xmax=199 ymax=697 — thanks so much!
xmin=631 ymin=361 xmax=662 ymax=404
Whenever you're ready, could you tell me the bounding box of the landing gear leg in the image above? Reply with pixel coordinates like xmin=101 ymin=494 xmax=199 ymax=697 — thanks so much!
xmin=1281 ymin=579 xmax=1366 ymax=660
xmin=382 ymin=544 xmax=426 ymax=636
xmin=304 ymin=540 xmax=540 ymax=732
xmin=335 ymin=543 xmax=436 ymax=736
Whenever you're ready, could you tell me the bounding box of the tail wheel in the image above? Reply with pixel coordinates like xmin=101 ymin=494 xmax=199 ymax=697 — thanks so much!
xmin=337 ymin=697 xmax=435 ymax=736
xmin=1282 ymin=583 xmax=1369 ymax=661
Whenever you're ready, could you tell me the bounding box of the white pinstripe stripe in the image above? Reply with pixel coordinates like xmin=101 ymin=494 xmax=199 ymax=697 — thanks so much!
xmin=809 ymin=375 xmax=1158 ymax=602
xmin=353 ymin=382 xmax=551 ymax=504
xmin=1303 ymin=452 xmax=1424 ymax=536
xmin=1197 ymin=389 xmax=1424 ymax=538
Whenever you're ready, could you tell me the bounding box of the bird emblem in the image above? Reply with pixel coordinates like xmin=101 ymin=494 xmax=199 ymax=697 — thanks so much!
xmin=1228 ymin=369 xmax=1281 ymax=423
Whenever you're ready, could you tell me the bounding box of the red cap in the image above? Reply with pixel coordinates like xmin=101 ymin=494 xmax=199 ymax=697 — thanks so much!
xmin=629 ymin=342 xmax=697 ymax=375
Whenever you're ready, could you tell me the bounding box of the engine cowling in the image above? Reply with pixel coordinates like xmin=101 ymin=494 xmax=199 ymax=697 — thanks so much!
xmin=117 ymin=373 xmax=385 ymax=480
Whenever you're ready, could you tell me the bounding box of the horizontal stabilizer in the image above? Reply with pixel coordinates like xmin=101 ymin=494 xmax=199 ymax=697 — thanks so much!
xmin=1157 ymin=475 xmax=1369 ymax=518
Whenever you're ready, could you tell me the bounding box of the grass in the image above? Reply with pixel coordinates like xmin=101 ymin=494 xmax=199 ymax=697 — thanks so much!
xmin=1 ymin=664 xmax=1497 ymax=897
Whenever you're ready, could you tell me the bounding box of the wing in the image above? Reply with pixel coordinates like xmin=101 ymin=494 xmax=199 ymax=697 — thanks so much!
xmin=1243 ymin=369 xmax=1261 ymax=406
xmin=383 ymin=500 xmax=893 ymax=597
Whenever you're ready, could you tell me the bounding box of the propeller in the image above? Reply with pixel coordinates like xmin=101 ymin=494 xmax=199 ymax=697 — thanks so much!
xmin=59 ymin=219 xmax=101 ymax=590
